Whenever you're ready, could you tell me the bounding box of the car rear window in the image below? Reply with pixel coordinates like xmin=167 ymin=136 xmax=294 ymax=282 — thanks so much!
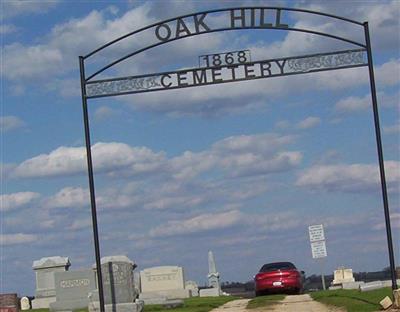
xmin=260 ymin=262 xmax=296 ymax=272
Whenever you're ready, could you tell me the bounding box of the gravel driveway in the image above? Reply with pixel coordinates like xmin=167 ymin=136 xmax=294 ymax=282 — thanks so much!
xmin=210 ymin=294 xmax=345 ymax=312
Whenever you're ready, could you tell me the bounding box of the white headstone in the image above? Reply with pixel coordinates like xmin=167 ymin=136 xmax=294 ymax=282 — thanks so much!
xmin=20 ymin=297 xmax=30 ymax=310
xmin=138 ymin=266 xmax=190 ymax=304
xmin=185 ymin=280 xmax=199 ymax=297
xmin=140 ymin=266 xmax=185 ymax=292
xmin=332 ymin=267 xmax=355 ymax=285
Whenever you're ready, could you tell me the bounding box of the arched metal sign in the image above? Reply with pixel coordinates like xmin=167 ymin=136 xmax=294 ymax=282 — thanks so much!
xmin=78 ymin=7 xmax=397 ymax=311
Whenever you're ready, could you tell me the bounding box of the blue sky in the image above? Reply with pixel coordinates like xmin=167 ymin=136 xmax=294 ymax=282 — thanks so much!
xmin=1 ymin=0 xmax=399 ymax=296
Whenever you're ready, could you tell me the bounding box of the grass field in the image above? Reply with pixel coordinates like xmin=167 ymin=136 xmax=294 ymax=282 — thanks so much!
xmin=29 ymin=296 xmax=240 ymax=312
xmin=144 ymin=296 xmax=240 ymax=312
xmin=246 ymin=294 xmax=286 ymax=309
xmin=27 ymin=309 xmax=88 ymax=312
xmin=310 ymin=287 xmax=394 ymax=312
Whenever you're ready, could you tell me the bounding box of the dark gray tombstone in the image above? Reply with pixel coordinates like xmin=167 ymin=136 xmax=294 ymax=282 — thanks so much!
xmin=89 ymin=255 xmax=143 ymax=312
xmin=49 ymin=269 xmax=97 ymax=311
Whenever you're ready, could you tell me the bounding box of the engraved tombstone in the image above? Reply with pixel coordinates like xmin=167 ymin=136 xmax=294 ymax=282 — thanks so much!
xmin=185 ymin=281 xmax=199 ymax=297
xmin=20 ymin=297 xmax=30 ymax=310
xmin=49 ymin=269 xmax=97 ymax=311
xmin=332 ymin=267 xmax=355 ymax=285
xmin=139 ymin=266 xmax=190 ymax=304
xmin=89 ymin=255 xmax=143 ymax=312
xmin=31 ymin=256 xmax=70 ymax=309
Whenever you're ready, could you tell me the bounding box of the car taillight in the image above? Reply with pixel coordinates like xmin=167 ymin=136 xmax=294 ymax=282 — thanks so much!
xmin=255 ymin=274 xmax=265 ymax=281
xmin=289 ymin=271 xmax=299 ymax=278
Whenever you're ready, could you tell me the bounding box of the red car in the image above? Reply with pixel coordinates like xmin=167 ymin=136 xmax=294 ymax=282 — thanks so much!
xmin=254 ymin=262 xmax=304 ymax=296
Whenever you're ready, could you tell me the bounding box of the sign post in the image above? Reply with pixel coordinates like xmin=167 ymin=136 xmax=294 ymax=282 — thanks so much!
xmin=309 ymin=224 xmax=327 ymax=290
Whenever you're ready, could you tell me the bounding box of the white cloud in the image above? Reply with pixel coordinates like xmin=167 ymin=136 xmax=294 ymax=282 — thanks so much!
xmin=142 ymin=176 xmax=269 ymax=211
xmin=12 ymin=142 xmax=165 ymax=178
xmin=2 ymin=1 xmax=60 ymax=19
xmin=68 ymin=218 xmax=92 ymax=230
xmin=296 ymin=161 xmax=400 ymax=193
xmin=1 ymin=192 xmax=40 ymax=212
xmin=301 ymin=1 xmax=400 ymax=51
xmin=0 ymin=24 xmax=17 ymax=34
xmin=2 ymin=43 xmax=64 ymax=80
xmin=373 ymin=213 xmax=400 ymax=230
xmin=1 ymin=4 xmax=157 ymax=82
xmin=149 ymin=210 xmax=242 ymax=237
xmin=0 ymin=115 xmax=26 ymax=132
xmin=12 ymin=133 xmax=300 ymax=181
xmin=45 ymin=187 xmax=89 ymax=209
xmin=335 ymin=94 xmax=370 ymax=112
xmin=94 ymin=106 xmax=118 ymax=120
xmin=171 ymin=133 xmax=301 ymax=180
xmin=275 ymin=120 xmax=290 ymax=129
xmin=335 ymin=91 xmax=399 ymax=113
xmin=0 ymin=233 xmax=37 ymax=246
xmin=296 ymin=116 xmax=321 ymax=129
xmin=384 ymin=120 xmax=400 ymax=134
xmin=45 ymin=78 xmax=81 ymax=98
xmin=45 ymin=185 xmax=141 ymax=210
xmin=376 ymin=59 xmax=400 ymax=86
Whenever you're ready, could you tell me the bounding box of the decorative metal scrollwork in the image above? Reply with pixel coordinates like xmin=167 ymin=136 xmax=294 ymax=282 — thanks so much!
xmin=86 ymin=76 xmax=161 ymax=97
xmin=287 ymin=51 xmax=365 ymax=72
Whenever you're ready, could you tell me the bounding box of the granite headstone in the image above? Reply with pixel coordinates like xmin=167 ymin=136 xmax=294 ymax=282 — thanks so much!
xmin=31 ymin=256 xmax=70 ymax=309
xmin=49 ymin=269 xmax=97 ymax=311
xmin=89 ymin=255 xmax=143 ymax=312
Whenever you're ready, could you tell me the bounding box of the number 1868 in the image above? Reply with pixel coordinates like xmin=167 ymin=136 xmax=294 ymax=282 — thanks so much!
xmin=199 ymin=50 xmax=251 ymax=68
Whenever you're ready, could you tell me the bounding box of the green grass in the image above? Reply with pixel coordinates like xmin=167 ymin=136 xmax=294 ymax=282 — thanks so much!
xmin=29 ymin=297 xmax=238 ymax=312
xmin=310 ymin=287 xmax=393 ymax=312
xmin=144 ymin=296 xmax=240 ymax=312
xmin=246 ymin=294 xmax=286 ymax=309
xmin=28 ymin=309 xmax=88 ymax=312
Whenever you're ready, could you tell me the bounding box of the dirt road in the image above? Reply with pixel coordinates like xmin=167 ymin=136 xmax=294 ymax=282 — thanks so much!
xmin=210 ymin=295 xmax=345 ymax=312
xmin=209 ymin=299 xmax=250 ymax=311
xmin=267 ymin=294 xmax=345 ymax=312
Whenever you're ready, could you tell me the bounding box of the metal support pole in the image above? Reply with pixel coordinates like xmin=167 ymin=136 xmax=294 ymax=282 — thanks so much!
xmin=79 ymin=56 xmax=106 ymax=311
xmin=364 ymin=22 xmax=397 ymax=291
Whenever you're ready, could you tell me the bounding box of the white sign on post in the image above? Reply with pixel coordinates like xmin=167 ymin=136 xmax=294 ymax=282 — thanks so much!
xmin=311 ymin=240 xmax=327 ymax=258
xmin=308 ymin=224 xmax=327 ymax=259
xmin=308 ymin=224 xmax=327 ymax=289
xmin=308 ymin=224 xmax=325 ymax=242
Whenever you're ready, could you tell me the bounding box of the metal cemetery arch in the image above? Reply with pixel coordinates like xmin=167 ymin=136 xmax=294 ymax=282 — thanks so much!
xmin=79 ymin=7 xmax=397 ymax=310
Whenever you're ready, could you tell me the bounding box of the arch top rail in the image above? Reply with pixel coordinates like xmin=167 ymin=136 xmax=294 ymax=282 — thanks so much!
xmin=82 ymin=6 xmax=365 ymax=61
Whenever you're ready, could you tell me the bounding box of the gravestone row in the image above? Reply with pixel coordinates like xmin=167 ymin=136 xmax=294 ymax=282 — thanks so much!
xmin=26 ymin=252 xmax=221 ymax=311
